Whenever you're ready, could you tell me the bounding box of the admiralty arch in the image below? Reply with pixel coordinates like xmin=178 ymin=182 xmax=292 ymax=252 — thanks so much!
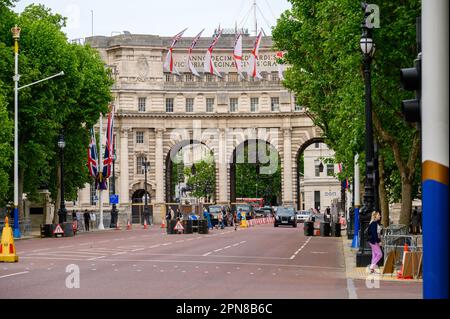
xmin=72 ymin=31 xmax=327 ymax=224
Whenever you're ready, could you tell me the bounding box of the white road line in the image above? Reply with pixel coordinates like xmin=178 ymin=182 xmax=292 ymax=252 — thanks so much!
xmin=347 ymin=278 xmax=358 ymax=299
xmin=224 ymin=246 xmax=231 ymax=249
xmin=88 ymin=256 xmax=106 ymax=260
xmin=131 ymin=248 xmax=145 ymax=252
xmin=31 ymin=248 xmax=51 ymax=253
xmin=79 ymin=243 xmax=91 ymax=246
xmin=30 ymin=253 xmax=96 ymax=258
xmin=202 ymin=252 xmax=212 ymax=256
xmin=232 ymin=243 xmax=239 ymax=247
xmin=149 ymin=245 xmax=160 ymax=248
xmin=0 ymin=271 xmax=29 ymax=279
xmin=112 ymin=252 xmax=127 ymax=256
xmin=290 ymin=237 xmax=312 ymax=260
xmin=213 ymin=248 xmax=223 ymax=252
xmin=162 ymin=243 xmax=172 ymax=246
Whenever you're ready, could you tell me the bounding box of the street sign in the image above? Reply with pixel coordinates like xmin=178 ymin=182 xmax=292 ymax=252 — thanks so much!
xmin=53 ymin=224 xmax=64 ymax=237
xmin=110 ymin=194 xmax=119 ymax=204
xmin=174 ymin=221 xmax=184 ymax=231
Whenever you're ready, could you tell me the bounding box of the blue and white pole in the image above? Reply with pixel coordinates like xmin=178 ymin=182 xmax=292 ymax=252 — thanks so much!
xmin=422 ymin=0 xmax=449 ymax=299
xmin=351 ymin=154 xmax=360 ymax=249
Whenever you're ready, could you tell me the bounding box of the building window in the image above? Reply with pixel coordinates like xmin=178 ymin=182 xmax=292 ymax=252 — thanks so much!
xmin=261 ymin=72 xmax=268 ymax=81
xmin=229 ymin=98 xmax=238 ymax=112
xmin=315 ymin=160 xmax=321 ymax=177
xmin=137 ymin=156 xmax=146 ymax=175
xmin=185 ymin=73 xmax=194 ymax=82
xmin=165 ymin=98 xmax=174 ymax=112
xmin=271 ymin=71 xmax=279 ymax=81
xmin=186 ymin=98 xmax=194 ymax=113
xmin=165 ymin=74 xmax=173 ymax=82
xmin=327 ymin=164 xmax=334 ymax=176
xmin=206 ymin=98 xmax=214 ymax=113
xmin=206 ymin=74 xmax=214 ymax=82
xmin=250 ymin=98 xmax=259 ymax=113
xmin=315 ymin=142 xmax=320 ymax=148
xmin=138 ymin=97 xmax=146 ymax=112
xmin=271 ymin=97 xmax=280 ymax=112
xmin=314 ymin=191 xmax=321 ymax=210
xmin=90 ymin=181 xmax=97 ymax=205
xmin=294 ymin=95 xmax=303 ymax=111
xmin=136 ymin=131 xmax=144 ymax=144
xmin=228 ymin=73 xmax=238 ymax=82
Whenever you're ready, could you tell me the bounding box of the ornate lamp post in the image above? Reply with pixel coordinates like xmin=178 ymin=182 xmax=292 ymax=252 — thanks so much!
xmin=57 ymin=134 xmax=67 ymax=224
xmin=357 ymin=4 xmax=377 ymax=266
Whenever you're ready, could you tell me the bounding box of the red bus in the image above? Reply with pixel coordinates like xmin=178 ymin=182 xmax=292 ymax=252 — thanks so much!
xmin=236 ymin=198 xmax=264 ymax=210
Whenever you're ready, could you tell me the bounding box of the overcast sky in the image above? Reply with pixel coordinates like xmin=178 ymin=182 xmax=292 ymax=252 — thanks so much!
xmin=13 ymin=0 xmax=292 ymax=40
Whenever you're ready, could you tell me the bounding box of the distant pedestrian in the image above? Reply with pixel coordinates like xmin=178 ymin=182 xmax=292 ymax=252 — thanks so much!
xmin=90 ymin=211 xmax=97 ymax=230
xmin=176 ymin=208 xmax=182 ymax=220
xmin=368 ymin=211 xmax=383 ymax=273
xmin=218 ymin=210 xmax=224 ymax=229
xmin=411 ymin=208 xmax=420 ymax=235
xmin=233 ymin=211 xmax=239 ymax=231
xmin=165 ymin=208 xmax=172 ymax=225
xmin=83 ymin=210 xmax=91 ymax=231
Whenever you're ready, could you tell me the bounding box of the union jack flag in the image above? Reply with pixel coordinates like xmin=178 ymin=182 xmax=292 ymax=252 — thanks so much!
xmin=87 ymin=127 xmax=98 ymax=178
xmin=170 ymin=28 xmax=187 ymax=48
xmin=102 ymin=105 xmax=115 ymax=180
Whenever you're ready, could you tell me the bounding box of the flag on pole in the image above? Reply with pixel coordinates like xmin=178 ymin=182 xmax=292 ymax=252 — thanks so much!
xmin=203 ymin=28 xmax=222 ymax=77
xmin=101 ymin=105 xmax=115 ymax=188
xmin=247 ymin=30 xmax=263 ymax=79
xmin=187 ymin=29 xmax=204 ymax=77
xmin=233 ymin=33 xmax=244 ymax=79
xmin=276 ymin=51 xmax=286 ymax=81
xmin=87 ymin=127 xmax=98 ymax=178
xmin=164 ymin=28 xmax=187 ymax=75
xmin=337 ymin=163 xmax=343 ymax=173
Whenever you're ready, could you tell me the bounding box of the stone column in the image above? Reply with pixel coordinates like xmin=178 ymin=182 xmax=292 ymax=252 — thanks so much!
xmin=282 ymin=128 xmax=293 ymax=205
xmin=218 ymin=128 xmax=228 ymax=204
xmin=154 ymin=128 xmax=165 ymax=223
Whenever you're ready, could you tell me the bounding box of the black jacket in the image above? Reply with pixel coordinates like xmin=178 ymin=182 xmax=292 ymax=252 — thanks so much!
xmin=368 ymin=221 xmax=380 ymax=244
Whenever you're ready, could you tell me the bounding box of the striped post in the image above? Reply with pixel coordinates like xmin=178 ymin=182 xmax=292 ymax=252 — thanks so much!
xmin=422 ymin=0 xmax=449 ymax=299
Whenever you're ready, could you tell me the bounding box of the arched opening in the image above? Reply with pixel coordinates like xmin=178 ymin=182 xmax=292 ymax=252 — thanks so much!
xmin=165 ymin=140 xmax=215 ymax=205
xmin=131 ymin=189 xmax=151 ymax=224
xmin=296 ymin=139 xmax=341 ymax=212
xmin=230 ymin=139 xmax=281 ymax=207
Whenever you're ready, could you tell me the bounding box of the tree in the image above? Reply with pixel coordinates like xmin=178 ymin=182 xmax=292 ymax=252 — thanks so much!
xmin=184 ymin=156 xmax=216 ymax=203
xmin=0 ymin=86 xmax=13 ymax=205
xmin=0 ymin=4 xmax=112 ymax=219
xmin=272 ymin=0 xmax=420 ymax=225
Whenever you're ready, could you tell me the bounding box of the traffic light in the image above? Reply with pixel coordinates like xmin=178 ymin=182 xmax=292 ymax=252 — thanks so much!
xmin=400 ymin=54 xmax=421 ymax=123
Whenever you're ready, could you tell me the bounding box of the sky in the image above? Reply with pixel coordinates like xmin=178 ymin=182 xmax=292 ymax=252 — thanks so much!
xmin=12 ymin=0 xmax=292 ymax=40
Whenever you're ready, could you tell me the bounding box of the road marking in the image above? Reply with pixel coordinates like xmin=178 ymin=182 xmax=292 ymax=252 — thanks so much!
xmin=88 ymin=256 xmax=106 ymax=261
xmin=213 ymin=248 xmax=223 ymax=252
xmin=30 ymin=253 xmax=96 ymax=258
xmin=232 ymin=243 xmax=239 ymax=247
xmin=0 ymin=271 xmax=29 ymax=279
xmin=112 ymin=252 xmax=126 ymax=256
xmin=311 ymin=251 xmax=328 ymax=254
xmin=131 ymin=248 xmax=145 ymax=252
xmin=162 ymin=243 xmax=172 ymax=246
xmin=21 ymin=256 xmax=87 ymax=261
xmin=224 ymin=246 xmax=231 ymax=249
xmin=347 ymin=278 xmax=358 ymax=299
xmin=79 ymin=243 xmax=91 ymax=246
xmin=149 ymin=245 xmax=160 ymax=248
xmin=203 ymin=252 xmax=212 ymax=256
xmin=290 ymin=237 xmax=312 ymax=259
xmin=31 ymin=248 xmax=51 ymax=253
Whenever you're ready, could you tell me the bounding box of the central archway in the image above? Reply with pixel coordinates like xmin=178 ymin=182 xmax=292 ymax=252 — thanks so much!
xmin=230 ymin=139 xmax=281 ymax=206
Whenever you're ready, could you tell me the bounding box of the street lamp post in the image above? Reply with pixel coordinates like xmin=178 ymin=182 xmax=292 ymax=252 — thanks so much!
xmin=110 ymin=149 xmax=118 ymax=228
xmin=57 ymin=134 xmax=67 ymax=224
xmin=143 ymin=159 xmax=151 ymax=225
xmin=357 ymin=5 xmax=377 ymax=266
xmin=11 ymin=25 xmax=64 ymax=238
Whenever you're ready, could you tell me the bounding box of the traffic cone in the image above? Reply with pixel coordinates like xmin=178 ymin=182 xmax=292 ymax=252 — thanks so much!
xmin=397 ymin=242 xmax=412 ymax=279
xmin=161 ymin=219 xmax=166 ymax=228
xmin=144 ymin=219 xmax=148 ymax=230
xmin=404 ymin=243 xmax=409 ymax=252
xmin=0 ymin=217 xmax=19 ymax=262
xmin=126 ymin=219 xmax=131 ymax=230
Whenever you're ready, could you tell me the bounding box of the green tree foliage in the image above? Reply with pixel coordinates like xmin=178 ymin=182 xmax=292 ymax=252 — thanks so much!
xmin=184 ymin=156 xmax=216 ymax=202
xmin=0 ymin=3 xmax=112 ymax=214
xmin=235 ymin=142 xmax=281 ymax=205
xmin=273 ymin=0 xmax=420 ymax=225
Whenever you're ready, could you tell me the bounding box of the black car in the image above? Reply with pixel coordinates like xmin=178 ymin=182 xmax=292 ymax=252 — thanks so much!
xmin=274 ymin=207 xmax=297 ymax=228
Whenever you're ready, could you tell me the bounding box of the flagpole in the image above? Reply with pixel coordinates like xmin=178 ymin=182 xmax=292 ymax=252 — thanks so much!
xmin=98 ymin=113 xmax=105 ymax=230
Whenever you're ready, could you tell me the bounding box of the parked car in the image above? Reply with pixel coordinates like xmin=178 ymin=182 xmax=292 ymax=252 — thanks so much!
xmin=296 ymin=210 xmax=311 ymax=223
xmin=261 ymin=206 xmax=274 ymax=217
xmin=274 ymin=206 xmax=297 ymax=228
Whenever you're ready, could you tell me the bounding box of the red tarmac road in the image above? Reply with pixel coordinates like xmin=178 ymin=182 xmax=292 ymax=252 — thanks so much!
xmin=1 ymin=224 xmax=422 ymax=299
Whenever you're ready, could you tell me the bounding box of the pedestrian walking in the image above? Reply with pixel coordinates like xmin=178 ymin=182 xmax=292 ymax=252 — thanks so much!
xmin=368 ymin=211 xmax=383 ymax=273
xmin=83 ymin=210 xmax=91 ymax=232
xmin=90 ymin=211 xmax=97 ymax=230
xmin=206 ymin=209 xmax=212 ymax=230
xmin=218 ymin=210 xmax=224 ymax=229
xmin=165 ymin=208 xmax=172 ymax=225
xmin=233 ymin=211 xmax=239 ymax=231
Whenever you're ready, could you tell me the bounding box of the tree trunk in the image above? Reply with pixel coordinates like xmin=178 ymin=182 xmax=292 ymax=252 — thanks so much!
xmin=398 ymin=176 xmax=413 ymax=227
xmin=378 ymin=155 xmax=390 ymax=227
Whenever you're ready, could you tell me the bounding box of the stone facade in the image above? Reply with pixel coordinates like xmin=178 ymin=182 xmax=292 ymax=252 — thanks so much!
xmin=74 ymin=32 xmax=335 ymax=224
